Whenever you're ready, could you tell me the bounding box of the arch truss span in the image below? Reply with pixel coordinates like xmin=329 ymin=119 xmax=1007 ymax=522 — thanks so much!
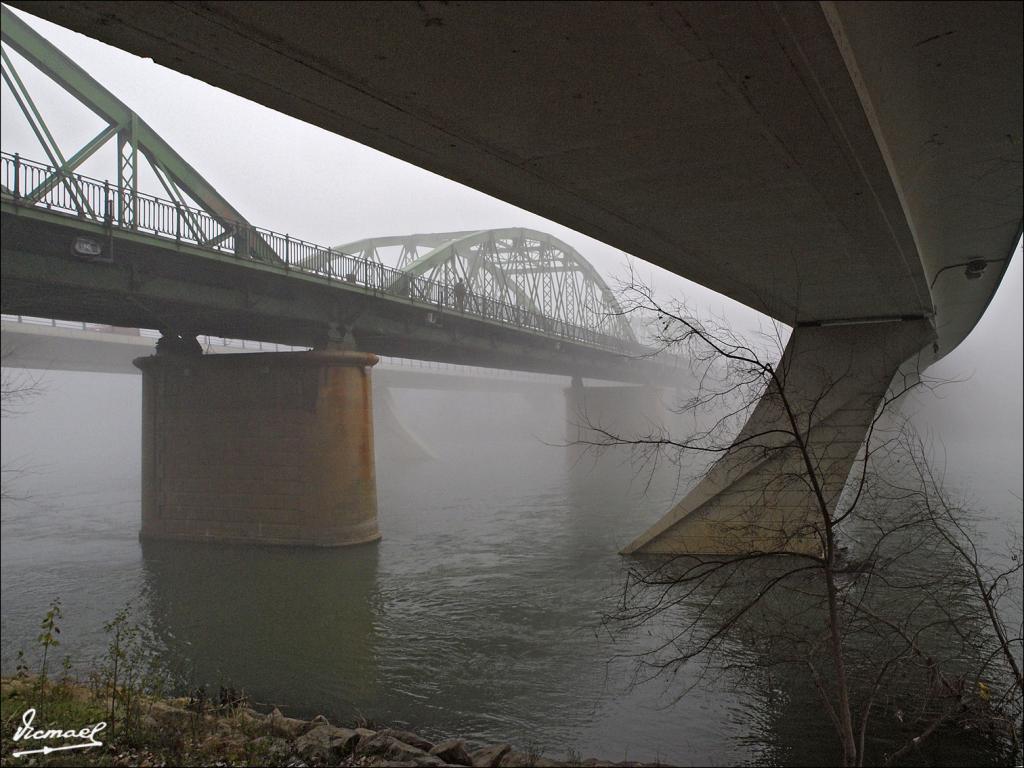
xmin=329 ymin=231 xmax=478 ymax=270
xmin=334 ymin=228 xmax=637 ymax=345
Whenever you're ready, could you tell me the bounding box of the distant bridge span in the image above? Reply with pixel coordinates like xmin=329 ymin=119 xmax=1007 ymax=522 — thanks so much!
xmin=0 ymin=315 xmax=570 ymax=394
xmin=333 ymin=228 xmax=635 ymax=347
xmin=2 ymin=3 xmax=1020 ymax=554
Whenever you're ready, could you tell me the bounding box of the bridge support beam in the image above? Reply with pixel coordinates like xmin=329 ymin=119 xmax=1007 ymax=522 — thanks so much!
xmin=622 ymin=319 xmax=933 ymax=556
xmin=135 ymin=349 xmax=381 ymax=547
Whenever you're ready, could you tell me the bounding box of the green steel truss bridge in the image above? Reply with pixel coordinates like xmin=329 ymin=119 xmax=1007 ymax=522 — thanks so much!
xmin=0 ymin=8 xmax=673 ymax=383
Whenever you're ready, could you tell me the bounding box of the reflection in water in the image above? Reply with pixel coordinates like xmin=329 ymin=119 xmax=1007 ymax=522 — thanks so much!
xmin=615 ymin=488 xmax=1020 ymax=767
xmin=140 ymin=540 xmax=380 ymax=718
xmin=1 ymin=373 xmax=1019 ymax=765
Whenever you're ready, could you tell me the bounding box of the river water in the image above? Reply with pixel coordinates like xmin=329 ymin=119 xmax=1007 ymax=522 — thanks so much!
xmin=1 ymin=372 xmax=1020 ymax=766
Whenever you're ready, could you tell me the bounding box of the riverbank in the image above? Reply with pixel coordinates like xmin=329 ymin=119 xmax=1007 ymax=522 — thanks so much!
xmin=1 ymin=677 xmax=663 ymax=767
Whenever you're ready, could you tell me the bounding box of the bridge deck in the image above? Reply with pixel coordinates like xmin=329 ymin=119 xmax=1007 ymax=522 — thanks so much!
xmin=1 ymin=197 xmax=681 ymax=383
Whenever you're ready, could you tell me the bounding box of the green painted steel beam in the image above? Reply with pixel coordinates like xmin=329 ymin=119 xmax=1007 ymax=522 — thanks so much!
xmin=0 ymin=5 xmax=279 ymax=262
xmin=394 ymin=227 xmax=637 ymax=343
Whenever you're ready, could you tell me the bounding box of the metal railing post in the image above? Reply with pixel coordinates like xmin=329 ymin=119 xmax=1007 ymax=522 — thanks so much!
xmin=13 ymin=153 xmax=20 ymax=200
xmin=285 ymin=234 xmax=290 ymax=269
xmin=103 ymin=180 xmax=112 ymax=225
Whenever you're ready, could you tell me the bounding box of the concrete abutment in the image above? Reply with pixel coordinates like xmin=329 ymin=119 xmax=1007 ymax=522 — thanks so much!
xmin=136 ymin=349 xmax=381 ymax=547
xmin=622 ymin=319 xmax=935 ymax=556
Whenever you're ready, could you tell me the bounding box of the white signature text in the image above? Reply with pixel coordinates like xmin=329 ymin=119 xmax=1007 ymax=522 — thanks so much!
xmin=11 ymin=708 xmax=106 ymax=758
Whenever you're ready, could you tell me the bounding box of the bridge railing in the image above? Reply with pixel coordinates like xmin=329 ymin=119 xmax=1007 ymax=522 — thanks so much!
xmin=2 ymin=152 xmax=640 ymax=354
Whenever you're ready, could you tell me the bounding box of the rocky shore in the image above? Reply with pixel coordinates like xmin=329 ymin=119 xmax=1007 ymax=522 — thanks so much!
xmin=1 ymin=678 xmax=664 ymax=767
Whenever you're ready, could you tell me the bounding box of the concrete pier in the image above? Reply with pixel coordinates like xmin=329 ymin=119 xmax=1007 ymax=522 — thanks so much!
xmin=622 ymin=319 xmax=934 ymax=556
xmin=136 ymin=350 xmax=380 ymax=546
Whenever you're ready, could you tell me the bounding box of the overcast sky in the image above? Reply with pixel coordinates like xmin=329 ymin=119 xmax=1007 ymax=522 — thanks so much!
xmin=2 ymin=4 xmax=1021 ymax=468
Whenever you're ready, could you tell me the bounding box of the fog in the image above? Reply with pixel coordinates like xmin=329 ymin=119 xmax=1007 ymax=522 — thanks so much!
xmin=1 ymin=0 xmax=1020 ymax=607
xmin=3 ymin=4 xmax=1018 ymax=495
xmin=1 ymin=5 xmax=1021 ymax=765
xmin=906 ymin=248 xmax=1024 ymax=515
xmin=4 ymin=242 xmax=1020 ymax=518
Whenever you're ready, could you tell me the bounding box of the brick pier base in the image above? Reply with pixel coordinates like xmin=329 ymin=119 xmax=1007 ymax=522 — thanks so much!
xmin=135 ymin=350 xmax=380 ymax=546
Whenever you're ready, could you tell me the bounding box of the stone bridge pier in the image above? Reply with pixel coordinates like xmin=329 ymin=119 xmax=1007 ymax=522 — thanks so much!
xmin=135 ymin=347 xmax=380 ymax=547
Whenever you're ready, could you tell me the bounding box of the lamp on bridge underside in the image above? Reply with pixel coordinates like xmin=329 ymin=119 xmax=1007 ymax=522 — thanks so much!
xmin=71 ymin=236 xmax=109 ymax=263
xmin=964 ymin=259 xmax=988 ymax=280
xmin=929 ymin=257 xmax=1002 ymax=290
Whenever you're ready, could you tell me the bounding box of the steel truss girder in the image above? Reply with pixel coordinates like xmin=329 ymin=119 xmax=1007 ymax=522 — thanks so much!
xmin=328 ymin=232 xmax=478 ymax=270
xmin=0 ymin=5 xmax=277 ymax=262
xmin=335 ymin=228 xmax=636 ymax=343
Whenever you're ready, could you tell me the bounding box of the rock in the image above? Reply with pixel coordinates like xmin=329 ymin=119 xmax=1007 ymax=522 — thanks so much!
xmin=294 ymin=723 xmax=360 ymax=762
xmin=389 ymin=740 xmax=432 ymax=763
xmin=471 ymin=743 xmax=512 ymax=768
xmin=357 ymin=732 xmax=394 ymax=757
xmin=268 ymin=707 xmax=307 ymax=739
xmin=355 ymin=726 xmax=378 ymax=741
xmin=294 ymin=736 xmax=330 ymax=764
xmin=430 ymin=738 xmax=473 ymax=765
xmin=358 ymin=733 xmax=438 ymax=763
xmin=498 ymin=751 xmax=532 ymax=767
xmin=331 ymin=726 xmax=360 ymax=755
xmin=379 ymin=728 xmax=436 ymax=752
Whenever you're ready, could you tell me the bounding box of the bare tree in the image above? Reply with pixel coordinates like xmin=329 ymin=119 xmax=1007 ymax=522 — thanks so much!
xmin=878 ymin=431 xmax=1024 ymax=761
xmin=1 ymin=339 xmax=46 ymax=500
xmin=580 ymin=278 xmax=1022 ymax=766
xmin=1 ymin=356 xmax=44 ymax=417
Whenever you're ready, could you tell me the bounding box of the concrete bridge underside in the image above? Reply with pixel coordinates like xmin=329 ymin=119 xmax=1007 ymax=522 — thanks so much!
xmin=9 ymin=1 xmax=1022 ymax=554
